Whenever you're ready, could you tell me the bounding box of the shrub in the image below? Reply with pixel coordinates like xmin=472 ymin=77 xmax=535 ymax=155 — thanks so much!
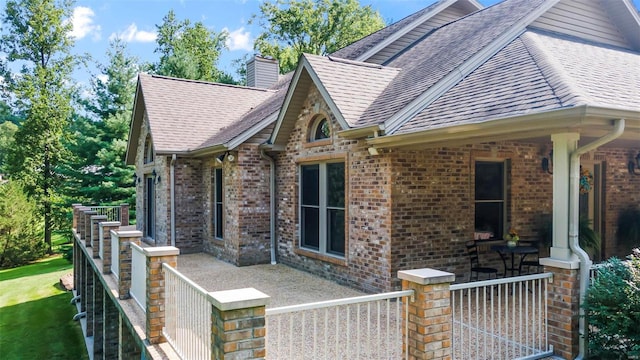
xmin=583 ymin=249 xmax=640 ymax=359
xmin=0 ymin=181 xmax=46 ymax=268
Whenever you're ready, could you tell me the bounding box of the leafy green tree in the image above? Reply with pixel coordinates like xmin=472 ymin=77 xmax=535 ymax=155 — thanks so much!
xmin=252 ymin=0 xmax=386 ymax=73
xmin=0 ymin=181 xmax=46 ymax=268
xmin=154 ymin=10 xmax=233 ymax=82
xmin=0 ymin=0 xmax=76 ymax=253
xmin=0 ymin=122 xmax=18 ymax=174
xmin=64 ymin=39 xmax=137 ymax=208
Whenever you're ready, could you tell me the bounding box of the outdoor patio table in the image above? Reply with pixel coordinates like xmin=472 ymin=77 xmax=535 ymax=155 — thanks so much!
xmin=490 ymin=244 xmax=538 ymax=277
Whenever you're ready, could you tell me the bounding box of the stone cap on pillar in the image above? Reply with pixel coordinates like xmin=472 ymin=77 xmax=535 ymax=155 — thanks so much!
xmin=139 ymin=246 xmax=180 ymax=257
xmin=111 ymin=230 xmax=143 ymax=238
xmin=99 ymin=221 xmax=121 ymax=227
xmin=208 ymin=288 xmax=270 ymax=311
xmin=91 ymin=215 xmax=108 ymax=220
xmin=398 ymin=268 xmax=455 ymax=285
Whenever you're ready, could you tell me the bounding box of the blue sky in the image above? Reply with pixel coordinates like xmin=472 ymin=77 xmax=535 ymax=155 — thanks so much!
xmin=10 ymin=0 xmax=640 ymax=87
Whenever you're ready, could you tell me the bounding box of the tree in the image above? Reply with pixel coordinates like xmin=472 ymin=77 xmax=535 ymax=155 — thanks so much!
xmin=0 ymin=181 xmax=46 ymax=268
xmin=252 ymin=0 xmax=386 ymax=73
xmin=153 ymin=10 xmax=233 ymax=83
xmin=0 ymin=0 xmax=76 ymax=253
xmin=64 ymin=39 xmax=137 ymax=208
xmin=0 ymin=122 xmax=18 ymax=174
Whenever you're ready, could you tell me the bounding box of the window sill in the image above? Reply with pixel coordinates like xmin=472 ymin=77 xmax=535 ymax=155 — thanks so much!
xmin=294 ymin=247 xmax=347 ymax=267
xmin=303 ymin=139 xmax=332 ymax=148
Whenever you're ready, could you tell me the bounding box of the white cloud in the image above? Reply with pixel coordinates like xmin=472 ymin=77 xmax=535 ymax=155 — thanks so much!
xmin=224 ymin=27 xmax=253 ymax=51
xmin=109 ymin=24 xmax=157 ymax=43
xmin=69 ymin=6 xmax=101 ymax=40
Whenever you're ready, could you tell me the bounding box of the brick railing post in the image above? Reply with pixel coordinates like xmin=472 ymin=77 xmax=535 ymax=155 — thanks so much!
xmin=209 ymin=288 xmax=270 ymax=359
xmin=83 ymin=209 xmax=98 ymax=243
xmin=72 ymin=203 xmax=82 ymax=232
xmin=86 ymin=266 xmax=95 ymax=337
xmin=77 ymin=206 xmax=90 ymax=241
xmin=112 ymin=229 xmax=142 ymax=299
xmin=99 ymin=222 xmax=121 ymax=273
xmin=120 ymin=203 xmax=130 ymax=226
xmin=540 ymin=258 xmax=581 ymax=359
xmin=398 ymin=268 xmax=455 ymax=360
xmin=93 ymin=278 xmax=105 ymax=358
xmin=144 ymin=246 xmax=180 ymax=344
xmin=91 ymin=215 xmax=108 ymax=257
xmin=119 ymin=317 xmax=142 ymax=358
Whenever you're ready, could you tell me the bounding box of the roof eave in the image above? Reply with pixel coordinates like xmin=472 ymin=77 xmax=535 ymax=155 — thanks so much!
xmin=125 ymin=78 xmax=144 ymax=166
xmin=338 ymin=124 xmax=385 ymax=139
xmin=368 ymin=106 xmax=640 ymax=149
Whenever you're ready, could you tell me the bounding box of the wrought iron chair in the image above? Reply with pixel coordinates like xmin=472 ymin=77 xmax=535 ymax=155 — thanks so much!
xmin=466 ymin=241 xmax=499 ymax=281
xmin=518 ymin=240 xmax=543 ymax=274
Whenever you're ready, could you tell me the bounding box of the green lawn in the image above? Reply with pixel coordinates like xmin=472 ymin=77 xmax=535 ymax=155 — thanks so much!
xmin=0 ymin=234 xmax=88 ymax=360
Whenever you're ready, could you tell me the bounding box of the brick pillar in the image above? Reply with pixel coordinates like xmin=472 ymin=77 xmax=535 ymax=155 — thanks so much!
xmin=144 ymin=246 xmax=180 ymax=344
xmin=104 ymin=292 xmax=119 ymax=359
xmin=83 ymin=210 xmax=98 ymax=243
xmin=91 ymin=215 xmax=107 ymax=257
xmin=86 ymin=266 xmax=95 ymax=337
xmin=80 ymin=253 xmax=88 ymax=313
xmin=398 ymin=268 xmax=455 ymax=360
xmin=93 ymin=278 xmax=104 ymax=358
xmin=77 ymin=206 xmax=89 ymax=241
xmin=120 ymin=203 xmax=130 ymax=226
xmin=72 ymin=203 xmax=82 ymax=232
xmin=209 ymin=288 xmax=270 ymax=359
xmin=112 ymin=229 xmax=142 ymax=299
xmin=73 ymin=236 xmax=81 ymax=291
xmin=100 ymin=221 xmax=121 ymax=273
xmin=119 ymin=317 xmax=141 ymax=359
xmin=540 ymin=258 xmax=581 ymax=359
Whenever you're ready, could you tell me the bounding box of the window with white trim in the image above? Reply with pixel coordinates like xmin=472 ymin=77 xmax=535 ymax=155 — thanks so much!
xmin=309 ymin=116 xmax=330 ymax=142
xmin=300 ymin=162 xmax=345 ymax=256
xmin=474 ymin=161 xmax=506 ymax=239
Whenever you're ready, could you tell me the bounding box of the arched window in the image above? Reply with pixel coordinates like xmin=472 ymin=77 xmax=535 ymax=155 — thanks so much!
xmin=144 ymin=135 xmax=154 ymax=164
xmin=309 ymin=116 xmax=330 ymax=142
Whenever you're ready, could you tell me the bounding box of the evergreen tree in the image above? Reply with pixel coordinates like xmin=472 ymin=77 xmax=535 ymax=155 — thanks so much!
xmin=0 ymin=0 xmax=76 ymax=253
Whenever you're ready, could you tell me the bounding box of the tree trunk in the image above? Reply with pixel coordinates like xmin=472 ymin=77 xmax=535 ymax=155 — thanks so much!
xmin=44 ymin=145 xmax=52 ymax=254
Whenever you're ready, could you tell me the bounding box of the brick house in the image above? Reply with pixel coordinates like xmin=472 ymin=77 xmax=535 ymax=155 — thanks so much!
xmin=126 ymin=0 xmax=640 ymax=292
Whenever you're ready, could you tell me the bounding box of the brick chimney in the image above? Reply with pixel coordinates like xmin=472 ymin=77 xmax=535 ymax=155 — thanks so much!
xmin=246 ymin=55 xmax=279 ymax=89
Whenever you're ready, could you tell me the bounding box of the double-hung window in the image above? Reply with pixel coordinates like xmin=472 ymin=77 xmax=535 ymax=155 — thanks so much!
xmin=474 ymin=161 xmax=506 ymax=239
xmin=300 ymin=162 xmax=345 ymax=257
xmin=213 ymin=168 xmax=223 ymax=239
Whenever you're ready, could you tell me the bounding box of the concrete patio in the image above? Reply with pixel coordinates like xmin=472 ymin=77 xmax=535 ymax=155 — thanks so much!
xmin=177 ymin=253 xmax=366 ymax=308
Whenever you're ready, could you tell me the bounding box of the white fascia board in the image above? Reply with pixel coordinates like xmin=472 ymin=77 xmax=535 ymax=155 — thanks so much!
xmin=383 ymin=0 xmax=561 ymax=135
xmin=355 ymin=0 xmax=457 ymax=62
xmin=268 ymin=60 xmax=306 ymax=145
xmin=227 ymin=111 xmax=279 ymax=150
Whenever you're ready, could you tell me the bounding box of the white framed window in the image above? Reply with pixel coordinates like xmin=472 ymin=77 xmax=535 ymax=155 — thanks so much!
xmin=474 ymin=160 xmax=506 ymax=239
xmin=300 ymin=162 xmax=345 ymax=257
xmin=213 ymin=168 xmax=223 ymax=239
xmin=308 ymin=115 xmax=330 ymax=142
xmin=145 ymin=175 xmax=155 ymax=239
xmin=144 ymin=135 xmax=154 ymax=164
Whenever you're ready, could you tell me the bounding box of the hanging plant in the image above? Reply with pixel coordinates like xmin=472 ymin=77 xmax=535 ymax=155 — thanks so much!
xmin=580 ymin=167 xmax=593 ymax=194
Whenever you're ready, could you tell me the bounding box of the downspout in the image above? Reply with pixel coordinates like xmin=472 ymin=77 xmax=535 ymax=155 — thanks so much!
xmin=170 ymin=154 xmax=176 ymax=247
xmin=260 ymin=149 xmax=277 ymax=264
xmin=569 ymin=119 xmax=624 ymax=359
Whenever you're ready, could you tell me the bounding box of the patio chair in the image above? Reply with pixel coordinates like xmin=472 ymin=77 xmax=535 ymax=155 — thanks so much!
xmin=466 ymin=241 xmax=499 ymax=281
xmin=518 ymin=240 xmax=543 ymax=274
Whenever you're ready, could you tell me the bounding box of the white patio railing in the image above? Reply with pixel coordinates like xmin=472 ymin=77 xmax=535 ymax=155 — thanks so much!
xmin=265 ymin=290 xmax=414 ymax=360
xmin=162 ymin=263 xmax=211 ymax=360
xmin=130 ymin=243 xmax=146 ymax=310
xmin=450 ymin=273 xmax=554 ymax=360
xmin=111 ymin=231 xmax=119 ymax=280
xmin=89 ymin=205 xmax=121 ymax=222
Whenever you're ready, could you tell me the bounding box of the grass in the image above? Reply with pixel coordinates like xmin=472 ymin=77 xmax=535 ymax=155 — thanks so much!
xmin=0 ymin=233 xmax=88 ymax=360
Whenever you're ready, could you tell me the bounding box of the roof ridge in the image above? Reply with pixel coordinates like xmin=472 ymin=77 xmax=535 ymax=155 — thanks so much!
xmin=520 ymin=31 xmax=593 ymax=106
xmin=144 ymin=73 xmax=276 ymax=93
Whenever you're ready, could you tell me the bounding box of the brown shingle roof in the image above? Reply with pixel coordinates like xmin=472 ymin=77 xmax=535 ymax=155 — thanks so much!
xmin=138 ymin=74 xmax=275 ymax=153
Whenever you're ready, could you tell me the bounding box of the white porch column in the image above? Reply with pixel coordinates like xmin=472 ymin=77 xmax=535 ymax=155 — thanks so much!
xmin=550 ymin=133 xmax=580 ymax=262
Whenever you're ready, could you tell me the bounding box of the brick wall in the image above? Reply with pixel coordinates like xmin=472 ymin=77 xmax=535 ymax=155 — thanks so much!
xmin=173 ymin=158 xmax=204 ymax=253
xmin=596 ymin=147 xmax=640 ymax=259
xmin=275 ymin=84 xmax=558 ymax=292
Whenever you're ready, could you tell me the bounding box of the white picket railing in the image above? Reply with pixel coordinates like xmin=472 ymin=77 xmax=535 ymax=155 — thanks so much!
xmin=130 ymin=243 xmax=146 ymax=311
xmin=110 ymin=232 xmax=119 ymax=280
xmin=265 ymin=290 xmax=413 ymax=360
xmin=450 ymin=273 xmax=554 ymax=360
xmin=89 ymin=205 xmax=121 ymax=222
xmin=163 ymin=263 xmax=211 ymax=360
